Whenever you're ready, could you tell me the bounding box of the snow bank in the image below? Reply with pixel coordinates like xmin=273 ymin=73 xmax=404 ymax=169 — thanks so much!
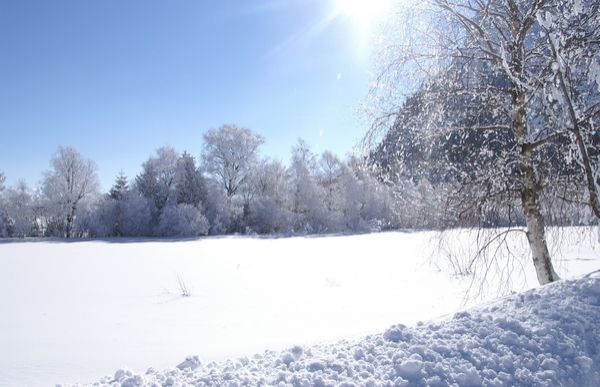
xmin=82 ymin=273 xmax=600 ymax=386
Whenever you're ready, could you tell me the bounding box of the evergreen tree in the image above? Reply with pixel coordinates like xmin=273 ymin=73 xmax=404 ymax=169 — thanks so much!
xmin=109 ymin=171 xmax=129 ymax=201
xmin=108 ymin=171 xmax=130 ymax=236
xmin=175 ymin=152 xmax=206 ymax=208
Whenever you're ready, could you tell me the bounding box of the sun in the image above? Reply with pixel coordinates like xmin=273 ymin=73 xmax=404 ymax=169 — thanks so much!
xmin=334 ymin=0 xmax=392 ymax=30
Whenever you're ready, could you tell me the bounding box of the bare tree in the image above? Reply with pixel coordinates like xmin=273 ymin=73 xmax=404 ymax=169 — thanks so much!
xmin=202 ymin=124 xmax=265 ymax=198
xmin=368 ymin=0 xmax=599 ymax=284
xmin=42 ymin=146 xmax=99 ymax=238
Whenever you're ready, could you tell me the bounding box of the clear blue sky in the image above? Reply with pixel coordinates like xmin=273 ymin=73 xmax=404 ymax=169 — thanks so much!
xmin=0 ymin=0 xmax=389 ymax=190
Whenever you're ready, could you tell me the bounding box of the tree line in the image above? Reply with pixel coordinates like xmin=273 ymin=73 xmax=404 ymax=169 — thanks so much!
xmin=1 ymin=0 xmax=598 ymax=288
xmin=0 ymin=125 xmax=398 ymax=238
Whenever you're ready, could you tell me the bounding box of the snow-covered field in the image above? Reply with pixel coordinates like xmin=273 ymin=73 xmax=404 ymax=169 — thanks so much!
xmin=0 ymin=229 xmax=598 ymax=386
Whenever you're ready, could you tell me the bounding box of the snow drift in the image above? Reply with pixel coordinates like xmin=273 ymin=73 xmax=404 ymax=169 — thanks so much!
xmin=85 ymin=273 xmax=600 ymax=387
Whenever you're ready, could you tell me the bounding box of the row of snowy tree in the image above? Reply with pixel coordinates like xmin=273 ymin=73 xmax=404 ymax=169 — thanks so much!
xmin=0 ymin=125 xmax=399 ymax=238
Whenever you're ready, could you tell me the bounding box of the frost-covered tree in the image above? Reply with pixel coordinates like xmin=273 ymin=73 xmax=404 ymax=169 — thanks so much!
xmin=289 ymin=139 xmax=327 ymax=233
xmin=101 ymin=171 xmax=131 ymax=236
xmin=203 ymin=180 xmax=236 ymax=235
xmin=537 ymin=2 xmax=600 ymax=219
xmin=82 ymin=171 xmax=129 ymax=237
xmin=318 ymin=151 xmax=345 ymax=227
xmin=82 ymin=197 xmax=114 ymax=237
xmin=41 ymin=146 xmax=99 ymax=238
xmin=368 ymin=0 xmax=600 ymax=285
xmin=4 ymin=181 xmax=34 ymax=237
xmin=135 ymin=146 xmax=180 ymax=229
xmin=157 ymin=203 xmax=209 ymax=237
xmin=134 ymin=149 xmax=211 ymax=236
xmin=120 ymin=190 xmax=154 ymax=236
xmin=0 ymin=171 xmax=8 ymax=237
xmin=342 ymin=157 xmax=398 ymax=232
xmin=89 ymin=186 xmax=153 ymax=237
xmin=202 ymin=124 xmax=265 ymax=198
xmin=245 ymin=159 xmax=293 ymax=233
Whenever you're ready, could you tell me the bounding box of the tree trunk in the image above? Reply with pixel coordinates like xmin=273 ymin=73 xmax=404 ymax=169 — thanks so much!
xmin=65 ymin=204 xmax=77 ymax=238
xmin=65 ymin=214 xmax=72 ymax=238
xmin=519 ymin=162 xmax=558 ymax=285
xmin=512 ymin=76 xmax=558 ymax=285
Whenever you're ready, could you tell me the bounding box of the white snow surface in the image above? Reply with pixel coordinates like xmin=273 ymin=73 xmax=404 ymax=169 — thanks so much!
xmin=0 ymin=229 xmax=598 ymax=386
xmin=99 ymin=273 xmax=600 ymax=387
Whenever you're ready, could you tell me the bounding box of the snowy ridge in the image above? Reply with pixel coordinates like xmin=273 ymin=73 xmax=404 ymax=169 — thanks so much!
xmin=80 ymin=274 xmax=600 ymax=387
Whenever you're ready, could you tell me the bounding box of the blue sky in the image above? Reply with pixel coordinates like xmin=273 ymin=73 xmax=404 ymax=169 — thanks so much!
xmin=0 ymin=0 xmax=386 ymax=190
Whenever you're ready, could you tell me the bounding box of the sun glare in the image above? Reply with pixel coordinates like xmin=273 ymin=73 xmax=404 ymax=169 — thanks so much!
xmin=334 ymin=0 xmax=392 ymax=30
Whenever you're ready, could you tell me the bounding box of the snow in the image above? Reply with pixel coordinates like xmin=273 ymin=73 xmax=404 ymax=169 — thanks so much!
xmin=91 ymin=273 xmax=600 ymax=386
xmin=0 ymin=229 xmax=598 ymax=386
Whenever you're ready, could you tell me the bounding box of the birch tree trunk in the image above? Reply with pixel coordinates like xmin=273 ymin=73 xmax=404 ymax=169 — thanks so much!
xmin=519 ymin=160 xmax=558 ymax=284
xmin=510 ymin=23 xmax=558 ymax=284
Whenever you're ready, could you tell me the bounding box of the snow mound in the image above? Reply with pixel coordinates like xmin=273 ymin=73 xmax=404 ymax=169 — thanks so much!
xmin=78 ymin=276 xmax=600 ymax=386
